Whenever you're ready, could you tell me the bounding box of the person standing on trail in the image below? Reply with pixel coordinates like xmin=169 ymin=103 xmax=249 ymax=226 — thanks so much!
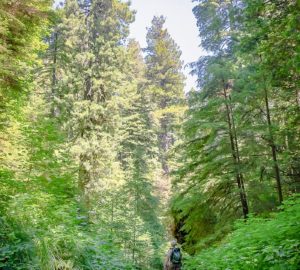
xmin=164 ymin=239 xmax=182 ymax=270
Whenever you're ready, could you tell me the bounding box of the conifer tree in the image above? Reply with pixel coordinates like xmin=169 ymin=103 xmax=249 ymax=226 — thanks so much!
xmin=39 ymin=4 xmax=166 ymax=268
xmin=54 ymin=0 xmax=134 ymax=213
xmin=144 ymin=16 xmax=185 ymax=175
xmin=118 ymin=40 xmax=165 ymax=269
xmin=239 ymin=0 xmax=300 ymax=201
xmin=0 ymin=0 xmax=52 ymax=93
xmin=190 ymin=0 xmax=249 ymax=218
xmin=171 ymin=0 xmax=300 ymax=254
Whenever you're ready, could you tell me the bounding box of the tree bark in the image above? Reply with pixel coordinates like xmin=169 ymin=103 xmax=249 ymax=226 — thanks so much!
xmin=263 ymin=86 xmax=283 ymax=204
xmin=132 ymin=188 xmax=138 ymax=265
xmin=51 ymin=31 xmax=58 ymax=117
xmin=78 ymin=154 xmax=90 ymax=220
xmin=223 ymin=84 xmax=249 ymax=219
xmin=160 ymin=115 xmax=170 ymax=175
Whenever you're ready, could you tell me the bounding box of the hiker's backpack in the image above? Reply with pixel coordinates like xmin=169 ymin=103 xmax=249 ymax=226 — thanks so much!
xmin=170 ymin=247 xmax=181 ymax=264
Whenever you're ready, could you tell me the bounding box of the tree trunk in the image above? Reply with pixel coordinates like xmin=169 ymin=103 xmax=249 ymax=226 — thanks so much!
xmin=51 ymin=31 xmax=58 ymax=117
xmin=110 ymin=196 xmax=114 ymax=234
xmin=263 ymin=86 xmax=283 ymax=204
xmin=78 ymin=154 xmax=90 ymax=220
xmin=229 ymin=95 xmax=247 ymax=200
xmin=223 ymin=85 xmax=249 ymax=219
xmin=132 ymin=188 xmax=138 ymax=265
xmin=160 ymin=116 xmax=170 ymax=175
xmin=78 ymin=127 xmax=90 ymax=219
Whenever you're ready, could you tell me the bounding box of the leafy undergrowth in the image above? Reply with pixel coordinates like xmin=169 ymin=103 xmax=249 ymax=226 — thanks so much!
xmin=0 ymin=114 xmax=134 ymax=270
xmin=0 ymin=171 xmax=134 ymax=270
xmin=184 ymin=195 xmax=300 ymax=270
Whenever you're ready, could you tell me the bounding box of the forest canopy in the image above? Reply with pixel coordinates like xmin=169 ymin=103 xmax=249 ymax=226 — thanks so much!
xmin=0 ymin=0 xmax=299 ymax=269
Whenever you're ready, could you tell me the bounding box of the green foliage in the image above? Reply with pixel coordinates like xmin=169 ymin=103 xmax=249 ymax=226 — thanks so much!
xmin=0 ymin=95 xmax=134 ymax=269
xmin=30 ymin=2 xmax=168 ymax=269
xmin=115 ymin=39 xmax=166 ymax=269
xmin=171 ymin=0 xmax=300 ymax=255
xmin=0 ymin=0 xmax=53 ymax=96
xmin=184 ymin=196 xmax=300 ymax=270
xmin=144 ymin=15 xmax=186 ymax=175
xmin=0 ymin=1 xmax=178 ymax=270
xmin=2 ymin=0 xmax=299 ymax=269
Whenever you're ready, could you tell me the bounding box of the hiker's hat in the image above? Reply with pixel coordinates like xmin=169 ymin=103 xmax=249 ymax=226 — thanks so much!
xmin=171 ymin=239 xmax=177 ymax=247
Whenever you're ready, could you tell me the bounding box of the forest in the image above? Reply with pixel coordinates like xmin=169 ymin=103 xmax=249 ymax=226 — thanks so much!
xmin=0 ymin=0 xmax=299 ymax=269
